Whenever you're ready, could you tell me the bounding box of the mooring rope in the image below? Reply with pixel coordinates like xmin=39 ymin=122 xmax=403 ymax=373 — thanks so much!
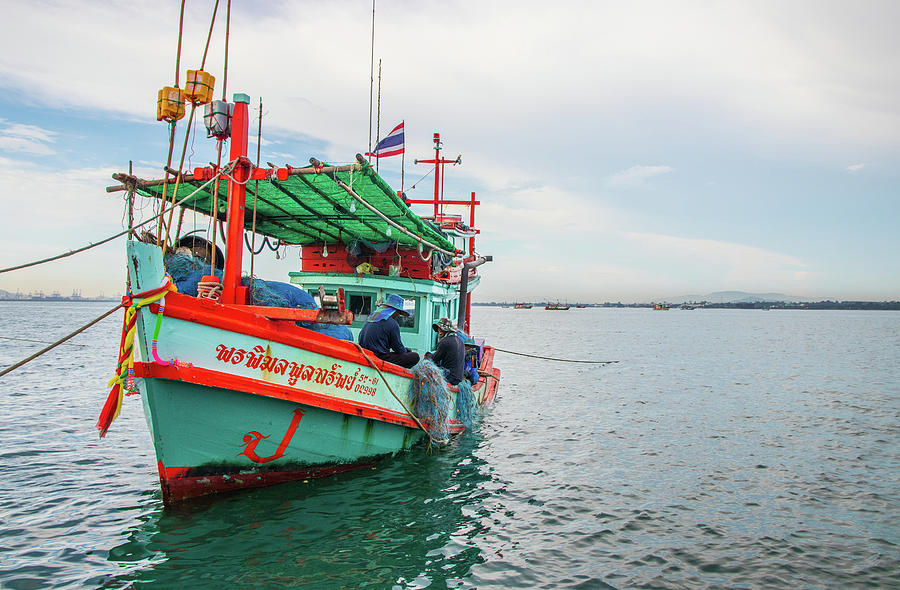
xmin=0 ymin=163 xmax=235 ymax=275
xmin=0 ymin=302 xmax=126 ymax=378
xmin=353 ymin=343 xmax=435 ymax=445
xmin=0 ymin=335 xmax=86 ymax=347
xmin=492 ymin=348 xmax=619 ymax=364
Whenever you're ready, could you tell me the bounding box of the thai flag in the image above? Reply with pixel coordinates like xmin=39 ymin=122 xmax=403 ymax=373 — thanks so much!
xmin=366 ymin=122 xmax=404 ymax=158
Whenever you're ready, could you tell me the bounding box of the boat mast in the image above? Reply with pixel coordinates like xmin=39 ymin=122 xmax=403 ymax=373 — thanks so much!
xmin=413 ymin=133 xmax=459 ymax=218
xmin=221 ymin=93 xmax=251 ymax=304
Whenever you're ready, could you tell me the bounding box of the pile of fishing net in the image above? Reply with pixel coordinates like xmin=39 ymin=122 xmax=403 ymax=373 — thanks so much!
xmin=164 ymin=252 xmax=352 ymax=341
xmin=455 ymin=379 xmax=476 ymax=429
xmin=409 ymin=359 xmax=451 ymax=443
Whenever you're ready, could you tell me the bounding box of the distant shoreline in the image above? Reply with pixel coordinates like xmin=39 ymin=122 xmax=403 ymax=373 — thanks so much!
xmin=475 ymin=301 xmax=900 ymax=311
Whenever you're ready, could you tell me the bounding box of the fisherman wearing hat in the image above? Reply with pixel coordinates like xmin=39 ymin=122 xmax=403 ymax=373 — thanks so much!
xmin=462 ymin=334 xmax=480 ymax=385
xmin=358 ymin=293 xmax=420 ymax=368
xmin=425 ymin=318 xmax=465 ymax=385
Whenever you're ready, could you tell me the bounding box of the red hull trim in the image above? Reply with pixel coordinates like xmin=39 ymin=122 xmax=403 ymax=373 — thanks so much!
xmin=158 ymin=460 xmax=375 ymax=503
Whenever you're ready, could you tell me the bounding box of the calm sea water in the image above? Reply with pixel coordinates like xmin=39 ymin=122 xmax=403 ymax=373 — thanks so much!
xmin=1 ymin=302 xmax=898 ymax=589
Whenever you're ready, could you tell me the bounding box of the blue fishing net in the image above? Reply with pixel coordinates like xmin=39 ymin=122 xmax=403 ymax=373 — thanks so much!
xmin=249 ymin=277 xmax=291 ymax=307
xmin=455 ymin=379 xmax=476 ymax=429
xmin=409 ymin=359 xmax=451 ymax=443
xmin=164 ymin=253 xmax=220 ymax=296
xmin=163 ymin=253 xmax=352 ymax=341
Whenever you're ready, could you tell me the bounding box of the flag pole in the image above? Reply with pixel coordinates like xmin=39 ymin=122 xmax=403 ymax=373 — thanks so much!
xmin=376 ymin=59 xmax=382 ymax=173
xmin=367 ymin=0 xmax=375 ymax=164
xmin=401 ymin=119 xmax=405 ymax=192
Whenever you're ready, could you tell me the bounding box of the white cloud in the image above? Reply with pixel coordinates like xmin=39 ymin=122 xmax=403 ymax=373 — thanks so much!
xmin=2 ymin=1 xmax=898 ymax=160
xmin=846 ymin=163 xmax=866 ymax=172
xmin=264 ymin=151 xmax=298 ymax=162
xmin=0 ymin=157 xmax=128 ymax=296
xmin=0 ymin=122 xmax=57 ymax=155
xmin=607 ymin=165 xmax=675 ymax=188
xmin=622 ymin=231 xmax=811 ymax=294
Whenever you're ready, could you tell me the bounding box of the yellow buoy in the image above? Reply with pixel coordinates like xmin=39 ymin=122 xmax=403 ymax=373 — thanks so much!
xmin=156 ymin=86 xmax=185 ymax=121
xmin=184 ymin=69 xmax=215 ymax=105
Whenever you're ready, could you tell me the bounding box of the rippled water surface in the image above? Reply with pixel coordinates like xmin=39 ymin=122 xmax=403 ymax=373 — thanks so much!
xmin=1 ymin=302 xmax=898 ymax=588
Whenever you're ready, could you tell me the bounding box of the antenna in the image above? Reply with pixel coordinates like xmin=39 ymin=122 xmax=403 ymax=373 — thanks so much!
xmin=367 ymin=0 xmax=376 ymax=163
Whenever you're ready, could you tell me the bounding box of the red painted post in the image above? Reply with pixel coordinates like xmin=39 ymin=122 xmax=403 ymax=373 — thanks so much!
xmin=432 ymin=133 xmax=441 ymax=217
xmin=222 ymin=93 xmax=251 ymax=304
xmin=468 ymin=191 xmax=476 ymax=255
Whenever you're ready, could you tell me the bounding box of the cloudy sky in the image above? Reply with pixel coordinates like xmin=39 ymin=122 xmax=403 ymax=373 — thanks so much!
xmin=0 ymin=0 xmax=897 ymax=302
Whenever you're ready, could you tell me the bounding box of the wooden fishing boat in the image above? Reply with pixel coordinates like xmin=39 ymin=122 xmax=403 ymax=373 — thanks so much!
xmin=99 ymin=93 xmax=500 ymax=503
xmin=513 ymin=302 xmax=532 ymax=309
xmin=544 ymin=302 xmax=570 ymax=310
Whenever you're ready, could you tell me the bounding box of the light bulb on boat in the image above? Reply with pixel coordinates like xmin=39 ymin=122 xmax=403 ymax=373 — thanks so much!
xmin=349 ymin=201 xmax=356 ymax=213
xmin=386 ymin=225 xmax=392 ymax=237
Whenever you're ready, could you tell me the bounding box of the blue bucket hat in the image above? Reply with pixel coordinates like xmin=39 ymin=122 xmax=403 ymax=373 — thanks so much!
xmin=367 ymin=293 xmax=410 ymax=322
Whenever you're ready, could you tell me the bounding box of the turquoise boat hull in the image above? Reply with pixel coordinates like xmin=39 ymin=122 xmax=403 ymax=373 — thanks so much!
xmin=125 ymin=241 xmax=499 ymax=502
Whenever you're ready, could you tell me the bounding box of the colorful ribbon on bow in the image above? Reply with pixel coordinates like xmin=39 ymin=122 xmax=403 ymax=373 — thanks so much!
xmin=96 ymin=276 xmax=176 ymax=438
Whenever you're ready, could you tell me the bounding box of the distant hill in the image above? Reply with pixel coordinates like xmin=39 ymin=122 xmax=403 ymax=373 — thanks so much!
xmin=663 ymin=291 xmax=806 ymax=304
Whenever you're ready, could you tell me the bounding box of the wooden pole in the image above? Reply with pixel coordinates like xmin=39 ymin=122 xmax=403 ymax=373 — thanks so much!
xmin=375 ymin=59 xmax=381 ymax=173
xmin=367 ymin=0 xmax=375 ymax=163
xmin=250 ymin=97 xmax=263 ymax=281
xmin=106 ymin=164 xmax=364 ymax=193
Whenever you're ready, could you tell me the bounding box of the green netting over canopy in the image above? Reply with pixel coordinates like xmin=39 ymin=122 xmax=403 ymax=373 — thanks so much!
xmin=136 ymin=162 xmax=455 ymax=252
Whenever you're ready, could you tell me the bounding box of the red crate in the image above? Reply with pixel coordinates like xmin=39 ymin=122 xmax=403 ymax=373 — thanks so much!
xmin=301 ymin=244 xmax=354 ymax=273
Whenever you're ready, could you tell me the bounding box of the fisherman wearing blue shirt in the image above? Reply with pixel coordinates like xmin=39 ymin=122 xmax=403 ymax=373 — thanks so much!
xmin=462 ymin=336 xmax=480 ymax=385
xmin=358 ymin=293 xmax=420 ymax=368
xmin=426 ymin=318 xmax=465 ymax=385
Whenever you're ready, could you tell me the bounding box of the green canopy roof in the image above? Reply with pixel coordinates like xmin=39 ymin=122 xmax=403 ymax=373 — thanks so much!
xmin=136 ymin=162 xmax=455 ymax=252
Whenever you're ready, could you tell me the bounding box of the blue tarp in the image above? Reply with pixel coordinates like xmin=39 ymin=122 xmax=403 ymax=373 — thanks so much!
xmin=165 ymin=253 xmax=352 ymax=341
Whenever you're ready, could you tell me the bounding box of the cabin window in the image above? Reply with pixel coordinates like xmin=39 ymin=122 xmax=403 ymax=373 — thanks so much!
xmin=348 ymin=293 xmax=374 ymax=323
xmin=397 ymin=297 xmax=418 ymax=330
xmin=455 ymin=237 xmax=467 ymax=256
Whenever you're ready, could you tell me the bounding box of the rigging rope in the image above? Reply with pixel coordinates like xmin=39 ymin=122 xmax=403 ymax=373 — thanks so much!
xmin=408 ymin=166 xmax=435 ymax=192
xmin=0 ymin=164 xmax=236 ymax=274
xmin=0 ymin=302 xmax=125 ymax=378
xmin=222 ymin=0 xmax=231 ymax=100
xmin=163 ymin=1 xmax=223 ymax=249
xmin=244 ymin=233 xmax=269 ymax=255
xmin=329 ymin=175 xmax=455 ymax=257
xmin=201 ymin=0 xmax=220 ymax=68
xmin=156 ymin=0 xmax=187 ymax=244
xmin=250 ymin=97 xmax=263 ymax=280
xmin=174 ymin=0 xmax=185 ymax=86
xmin=492 ymin=348 xmax=619 ymax=364
xmin=0 ymin=335 xmax=86 ymax=347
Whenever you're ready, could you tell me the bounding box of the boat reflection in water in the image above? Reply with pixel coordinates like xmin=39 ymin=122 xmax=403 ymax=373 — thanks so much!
xmin=103 ymin=434 xmax=493 ymax=587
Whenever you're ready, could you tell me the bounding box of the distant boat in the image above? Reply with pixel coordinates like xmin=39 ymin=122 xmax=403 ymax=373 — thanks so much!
xmin=654 ymin=304 xmax=670 ymax=310
xmin=545 ymin=302 xmax=570 ymax=310
xmin=514 ymin=302 xmax=532 ymax=309
xmin=575 ymin=304 xmax=587 ymax=308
